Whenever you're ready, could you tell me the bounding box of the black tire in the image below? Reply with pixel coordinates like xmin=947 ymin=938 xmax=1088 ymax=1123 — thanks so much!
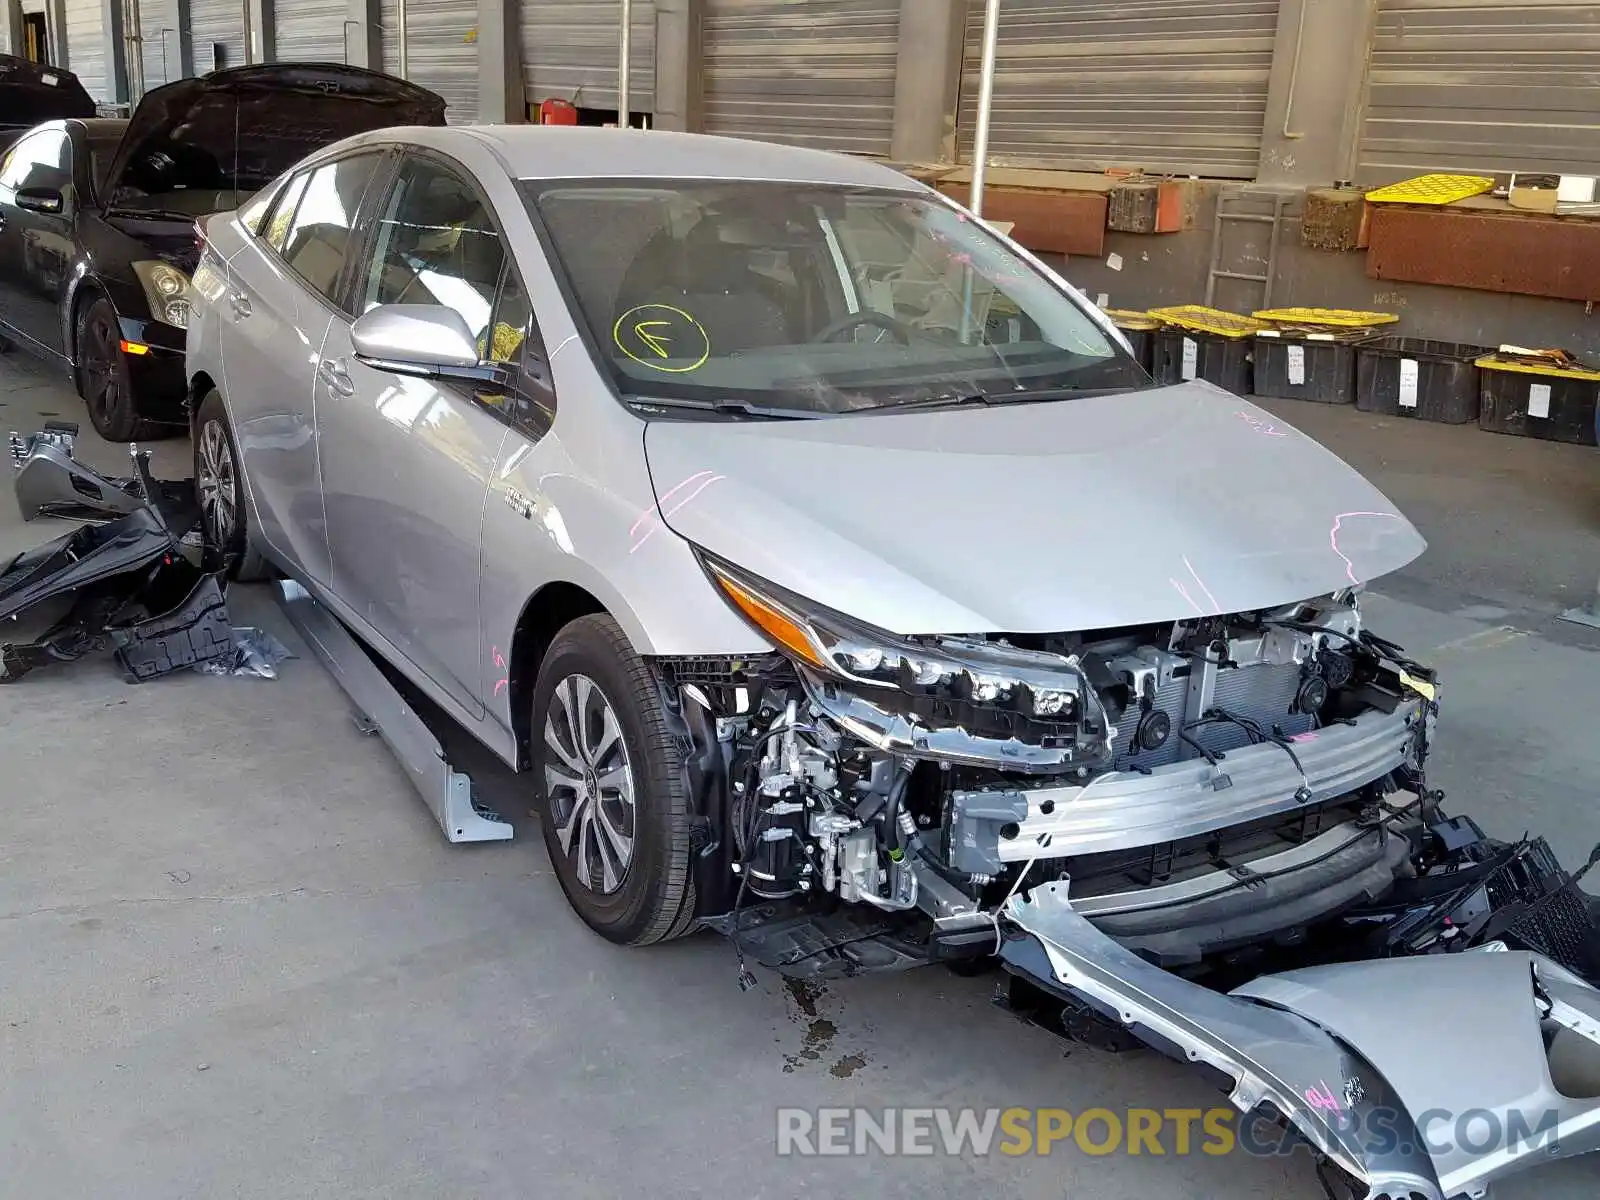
xmin=193 ymin=390 xmax=272 ymax=582
xmin=532 ymin=614 xmax=698 ymax=946
xmin=75 ymin=295 xmax=165 ymax=442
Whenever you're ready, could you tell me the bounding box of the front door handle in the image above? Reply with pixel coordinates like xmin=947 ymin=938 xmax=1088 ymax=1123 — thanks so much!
xmin=318 ymin=356 xmax=355 ymax=396
xmin=228 ymin=291 xmax=251 ymax=318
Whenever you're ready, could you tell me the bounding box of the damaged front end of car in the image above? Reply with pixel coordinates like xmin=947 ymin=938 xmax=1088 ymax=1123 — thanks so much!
xmin=650 ymin=554 xmax=1600 ymax=1199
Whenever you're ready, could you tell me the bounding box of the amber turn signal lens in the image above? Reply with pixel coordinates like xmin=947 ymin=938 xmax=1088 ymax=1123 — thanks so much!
xmin=711 ymin=571 xmax=828 ymax=670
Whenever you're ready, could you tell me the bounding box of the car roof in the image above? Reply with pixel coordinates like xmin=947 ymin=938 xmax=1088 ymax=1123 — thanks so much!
xmin=364 ymin=125 xmax=927 ymax=192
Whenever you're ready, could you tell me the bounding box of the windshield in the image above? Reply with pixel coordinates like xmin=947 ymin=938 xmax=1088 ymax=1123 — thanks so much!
xmin=523 ymin=178 xmax=1147 ymax=416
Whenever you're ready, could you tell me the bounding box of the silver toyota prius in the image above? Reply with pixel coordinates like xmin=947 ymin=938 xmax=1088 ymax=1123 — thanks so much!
xmin=185 ymin=126 xmax=1600 ymax=1199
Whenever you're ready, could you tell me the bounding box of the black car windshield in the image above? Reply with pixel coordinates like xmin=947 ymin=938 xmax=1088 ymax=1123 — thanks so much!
xmin=523 ymin=178 xmax=1148 ymax=416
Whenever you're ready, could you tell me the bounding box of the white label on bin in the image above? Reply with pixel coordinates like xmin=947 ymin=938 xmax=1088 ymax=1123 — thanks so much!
xmin=1181 ymin=337 xmax=1198 ymax=380
xmin=1287 ymin=345 xmax=1306 ymax=386
xmin=1399 ymin=359 xmax=1419 ymax=408
xmin=1528 ymin=382 xmax=1552 ymax=419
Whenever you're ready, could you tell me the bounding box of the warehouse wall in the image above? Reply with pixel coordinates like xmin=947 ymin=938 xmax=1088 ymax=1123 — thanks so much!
xmin=38 ymin=0 xmax=1600 ymax=355
xmin=47 ymin=0 xmax=1600 ymax=190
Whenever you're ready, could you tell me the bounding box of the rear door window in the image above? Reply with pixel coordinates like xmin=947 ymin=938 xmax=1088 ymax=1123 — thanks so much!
xmin=276 ymin=153 xmax=387 ymax=309
xmin=262 ymin=169 xmax=311 ymax=253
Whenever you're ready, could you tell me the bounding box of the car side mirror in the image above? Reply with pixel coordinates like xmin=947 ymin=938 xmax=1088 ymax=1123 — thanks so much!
xmin=350 ymin=303 xmax=510 ymax=387
xmin=15 ymin=186 xmax=65 ymax=215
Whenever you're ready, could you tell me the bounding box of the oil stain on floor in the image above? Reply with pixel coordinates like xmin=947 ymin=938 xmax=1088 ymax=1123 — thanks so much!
xmin=778 ymin=977 xmax=871 ymax=1077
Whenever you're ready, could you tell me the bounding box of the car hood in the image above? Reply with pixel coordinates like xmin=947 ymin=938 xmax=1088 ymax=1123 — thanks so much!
xmin=0 ymin=55 xmax=97 ymax=127
xmin=643 ymin=382 xmax=1426 ymax=635
xmin=102 ymin=63 xmax=446 ymax=200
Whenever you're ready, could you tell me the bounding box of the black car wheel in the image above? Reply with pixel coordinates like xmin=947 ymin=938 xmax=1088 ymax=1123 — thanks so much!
xmin=75 ymin=296 xmax=163 ymax=442
xmin=193 ymin=390 xmax=271 ymax=581
xmin=533 ymin=614 xmax=699 ymax=946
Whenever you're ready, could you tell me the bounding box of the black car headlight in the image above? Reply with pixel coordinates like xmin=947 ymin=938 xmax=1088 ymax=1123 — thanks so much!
xmin=699 ymin=551 xmax=1087 ymax=722
xmin=132 ymin=259 xmax=193 ymax=329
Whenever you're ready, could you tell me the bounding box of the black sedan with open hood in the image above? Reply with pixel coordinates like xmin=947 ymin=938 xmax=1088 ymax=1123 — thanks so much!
xmin=0 ymin=63 xmax=446 ymax=440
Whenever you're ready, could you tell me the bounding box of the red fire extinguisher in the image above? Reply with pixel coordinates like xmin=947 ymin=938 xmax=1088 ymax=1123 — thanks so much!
xmin=539 ymin=98 xmax=579 ymax=126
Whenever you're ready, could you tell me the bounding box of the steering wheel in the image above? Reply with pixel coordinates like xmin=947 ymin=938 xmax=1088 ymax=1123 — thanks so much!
xmin=810 ymin=310 xmax=919 ymax=345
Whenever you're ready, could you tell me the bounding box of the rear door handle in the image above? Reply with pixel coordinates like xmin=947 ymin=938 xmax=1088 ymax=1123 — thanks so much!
xmin=318 ymin=356 xmax=355 ymax=396
xmin=228 ymin=292 xmax=251 ymax=318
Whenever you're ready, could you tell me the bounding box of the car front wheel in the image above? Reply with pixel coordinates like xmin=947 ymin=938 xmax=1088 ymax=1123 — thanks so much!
xmin=532 ymin=614 xmax=698 ymax=946
xmin=193 ymin=390 xmax=271 ymax=581
xmin=76 ymin=296 xmax=161 ymax=442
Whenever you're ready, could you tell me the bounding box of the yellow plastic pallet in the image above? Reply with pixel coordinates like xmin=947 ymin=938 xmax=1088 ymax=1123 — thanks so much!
xmin=1252 ymin=307 xmax=1399 ymax=328
xmin=1474 ymin=355 xmax=1600 ymax=382
xmin=1146 ymin=305 xmax=1270 ymax=339
xmin=1364 ymin=174 xmax=1495 ymax=206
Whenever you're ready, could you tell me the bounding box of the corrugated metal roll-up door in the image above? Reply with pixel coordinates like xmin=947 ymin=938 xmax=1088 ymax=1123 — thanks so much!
xmin=1357 ymin=0 xmax=1600 ymax=184
xmin=521 ymin=1 xmax=655 ymax=115
xmin=136 ymin=0 xmax=183 ymax=94
xmin=700 ymin=0 xmax=900 ymax=156
xmin=190 ymin=0 xmax=248 ymax=74
xmin=273 ymin=0 xmax=352 ymax=63
xmin=956 ymin=0 xmax=1281 ymax=179
xmin=63 ymin=0 xmax=108 ymax=101
xmin=402 ymin=0 xmax=479 ymax=123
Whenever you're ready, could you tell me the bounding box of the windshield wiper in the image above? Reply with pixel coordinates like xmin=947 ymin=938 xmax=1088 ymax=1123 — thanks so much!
xmin=866 ymin=384 xmax=1134 ymax=415
xmin=625 ymin=396 xmax=824 ymax=421
xmin=104 ymin=205 xmax=204 ymax=222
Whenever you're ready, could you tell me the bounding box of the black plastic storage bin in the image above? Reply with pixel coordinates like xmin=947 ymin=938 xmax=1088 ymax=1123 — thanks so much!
xmin=1121 ymin=326 xmax=1154 ymax=373
xmin=1151 ymin=329 xmax=1253 ymax=395
xmin=1355 ymin=338 xmax=1489 ymax=423
xmin=1477 ymin=358 xmax=1600 ymax=447
xmin=1103 ymin=311 xmax=1158 ymax=374
xmin=106 ymin=568 xmax=233 ymax=682
xmin=1252 ymin=330 xmax=1371 ymax=404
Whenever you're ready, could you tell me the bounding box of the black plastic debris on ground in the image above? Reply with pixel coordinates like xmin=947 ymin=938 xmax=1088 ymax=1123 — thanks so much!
xmin=1 ymin=430 xmax=242 ymax=684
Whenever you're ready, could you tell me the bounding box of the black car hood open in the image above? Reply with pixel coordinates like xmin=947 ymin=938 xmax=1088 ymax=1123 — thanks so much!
xmin=0 ymin=54 xmax=97 ymax=128
xmin=101 ymin=63 xmax=447 ymax=200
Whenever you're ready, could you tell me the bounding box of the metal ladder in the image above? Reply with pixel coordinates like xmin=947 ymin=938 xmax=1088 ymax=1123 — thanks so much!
xmin=1204 ymin=189 xmax=1293 ymax=310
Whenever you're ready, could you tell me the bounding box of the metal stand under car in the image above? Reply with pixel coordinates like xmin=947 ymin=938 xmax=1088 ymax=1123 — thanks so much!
xmin=272 ymin=579 xmax=513 ymax=844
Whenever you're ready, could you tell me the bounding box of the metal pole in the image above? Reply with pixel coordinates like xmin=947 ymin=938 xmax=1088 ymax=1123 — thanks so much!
xmin=968 ymin=0 xmax=1002 ymax=218
xmin=398 ymin=0 xmax=408 ymax=78
xmin=617 ymin=0 xmax=632 ymax=127
xmin=241 ymin=0 xmax=252 ymax=64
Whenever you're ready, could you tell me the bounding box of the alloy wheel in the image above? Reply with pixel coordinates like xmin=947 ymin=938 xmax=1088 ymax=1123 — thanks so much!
xmin=543 ymin=673 xmax=638 ymax=894
xmin=80 ymin=309 xmax=121 ymax=425
xmin=196 ymin=418 xmax=237 ymax=549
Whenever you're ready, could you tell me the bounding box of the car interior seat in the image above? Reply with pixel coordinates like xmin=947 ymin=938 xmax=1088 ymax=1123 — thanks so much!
xmin=616 ymin=218 xmax=794 ymax=356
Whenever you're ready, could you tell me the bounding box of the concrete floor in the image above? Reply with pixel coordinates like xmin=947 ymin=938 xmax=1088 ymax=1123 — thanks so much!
xmin=2 ymin=350 xmax=1599 ymax=1199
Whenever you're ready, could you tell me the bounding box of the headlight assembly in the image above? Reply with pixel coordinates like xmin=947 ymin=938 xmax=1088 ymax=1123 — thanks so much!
xmin=699 ymin=551 xmax=1088 ymax=723
xmin=132 ymin=259 xmax=193 ymax=329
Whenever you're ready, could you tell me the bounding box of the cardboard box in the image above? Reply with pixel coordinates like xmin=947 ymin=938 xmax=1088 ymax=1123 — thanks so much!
xmin=1509 ymin=174 xmax=1561 ymax=213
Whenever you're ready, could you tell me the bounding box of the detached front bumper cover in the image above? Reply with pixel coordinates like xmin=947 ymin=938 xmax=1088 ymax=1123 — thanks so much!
xmin=10 ymin=421 xmax=191 ymax=523
xmin=1002 ymin=883 xmax=1600 ymax=1200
